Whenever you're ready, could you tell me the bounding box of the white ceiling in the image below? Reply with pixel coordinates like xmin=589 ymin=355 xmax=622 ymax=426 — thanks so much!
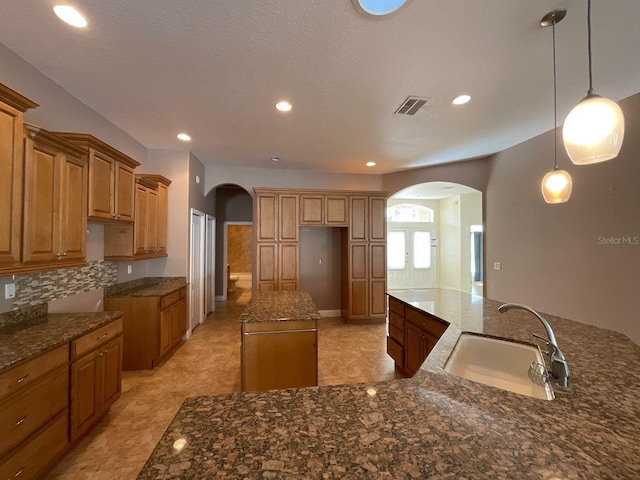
xmin=1 ymin=1 xmax=639 ymax=175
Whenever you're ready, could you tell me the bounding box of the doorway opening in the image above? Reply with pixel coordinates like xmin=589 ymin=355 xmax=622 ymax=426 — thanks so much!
xmin=224 ymin=222 xmax=253 ymax=300
xmin=387 ymin=182 xmax=483 ymax=295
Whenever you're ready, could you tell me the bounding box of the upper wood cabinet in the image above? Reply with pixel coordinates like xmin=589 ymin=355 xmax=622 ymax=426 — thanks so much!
xmin=0 ymin=83 xmax=38 ymax=270
xmin=300 ymin=194 xmax=347 ymax=226
xmin=54 ymin=133 xmax=140 ymax=223
xmin=22 ymin=125 xmax=88 ymax=267
xmin=256 ymin=191 xmax=299 ymax=242
xmin=103 ymin=175 xmax=171 ymax=260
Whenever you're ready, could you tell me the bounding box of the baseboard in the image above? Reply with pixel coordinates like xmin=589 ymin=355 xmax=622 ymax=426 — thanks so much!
xmin=215 ymin=295 xmax=225 ymax=301
xmin=318 ymin=309 xmax=342 ymax=317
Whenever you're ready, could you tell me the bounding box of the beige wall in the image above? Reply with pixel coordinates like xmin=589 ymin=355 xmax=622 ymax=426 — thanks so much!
xmin=0 ymin=43 xmax=147 ymax=165
xmin=205 ymin=165 xmax=383 ymax=196
xmin=439 ymin=196 xmax=462 ymax=290
xmin=485 ymin=93 xmax=640 ymax=344
xmin=145 ymin=149 xmax=190 ymax=277
xmin=299 ymin=227 xmax=343 ymax=311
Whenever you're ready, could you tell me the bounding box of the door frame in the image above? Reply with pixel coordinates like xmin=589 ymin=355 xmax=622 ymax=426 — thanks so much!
xmin=205 ymin=214 xmax=216 ymax=314
xmin=188 ymin=208 xmax=206 ymax=338
xmin=221 ymin=221 xmax=253 ymax=301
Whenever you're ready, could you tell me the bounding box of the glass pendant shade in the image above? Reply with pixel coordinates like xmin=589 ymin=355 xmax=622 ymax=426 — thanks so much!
xmin=541 ymin=168 xmax=573 ymax=204
xmin=563 ymin=94 xmax=625 ymax=164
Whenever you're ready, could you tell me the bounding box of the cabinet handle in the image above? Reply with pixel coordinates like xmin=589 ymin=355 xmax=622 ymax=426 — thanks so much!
xmin=98 ymin=351 xmax=105 ymax=357
xmin=3 ymin=416 xmax=27 ymax=431
xmin=97 ymin=333 xmax=109 ymax=341
xmin=13 ymin=374 xmax=29 ymax=385
xmin=9 ymin=467 xmax=24 ymax=479
xmin=62 ymin=252 xmax=68 ymax=257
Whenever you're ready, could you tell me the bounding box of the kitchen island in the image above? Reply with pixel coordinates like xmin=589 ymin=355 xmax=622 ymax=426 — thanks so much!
xmin=138 ymin=289 xmax=640 ymax=479
xmin=240 ymin=290 xmax=320 ymax=392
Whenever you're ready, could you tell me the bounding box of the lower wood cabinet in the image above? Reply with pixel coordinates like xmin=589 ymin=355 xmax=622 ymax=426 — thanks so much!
xmin=0 ymin=344 xmax=69 ymax=479
xmin=104 ymin=286 xmax=188 ymax=370
xmin=70 ymin=320 xmax=123 ymax=442
xmin=386 ymin=295 xmax=449 ymax=377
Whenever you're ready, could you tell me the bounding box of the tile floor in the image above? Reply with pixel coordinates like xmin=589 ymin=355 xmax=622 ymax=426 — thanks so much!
xmin=47 ymin=288 xmax=402 ymax=479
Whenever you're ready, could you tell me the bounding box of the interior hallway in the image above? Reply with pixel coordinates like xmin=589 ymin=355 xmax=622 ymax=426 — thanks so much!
xmin=48 ymin=288 xmax=402 ymax=479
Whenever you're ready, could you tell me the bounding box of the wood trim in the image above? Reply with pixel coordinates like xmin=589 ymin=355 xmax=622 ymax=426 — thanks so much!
xmin=0 ymin=83 xmax=39 ymax=112
xmin=24 ymin=125 xmax=87 ymax=159
xmin=52 ymin=133 xmax=141 ymax=168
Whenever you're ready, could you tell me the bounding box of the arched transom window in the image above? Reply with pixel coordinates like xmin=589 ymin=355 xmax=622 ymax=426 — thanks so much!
xmin=386 ymin=204 xmax=434 ymax=223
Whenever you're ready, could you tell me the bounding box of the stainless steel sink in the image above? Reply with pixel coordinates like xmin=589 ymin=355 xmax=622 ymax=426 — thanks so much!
xmin=444 ymin=333 xmax=554 ymax=400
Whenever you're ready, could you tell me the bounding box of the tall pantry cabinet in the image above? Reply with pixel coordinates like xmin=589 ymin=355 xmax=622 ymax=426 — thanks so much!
xmin=254 ymin=188 xmax=387 ymax=321
xmin=255 ymin=190 xmax=299 ymax=291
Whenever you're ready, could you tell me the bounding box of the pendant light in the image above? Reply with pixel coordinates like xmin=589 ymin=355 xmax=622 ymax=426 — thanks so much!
xmin=541 ymin=9 xmax=572 ymax=204
xmin=563 ymin=0 xmax=624 ymax=165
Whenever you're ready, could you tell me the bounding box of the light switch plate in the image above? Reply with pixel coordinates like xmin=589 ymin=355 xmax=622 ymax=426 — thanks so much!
xmin=5 ymin=283 xmax=16 ymax=299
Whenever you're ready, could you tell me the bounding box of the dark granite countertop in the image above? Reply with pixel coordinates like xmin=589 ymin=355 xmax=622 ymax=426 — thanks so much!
xmin=0 ymin=311 xmax=125 ymax=373
xmin=105 ymin=277 xmax=187 ymax=299
xmin=239 ymin=291 xmax=321 ymax=323
xmin=138 ymin=289 xmax=640 ymax=479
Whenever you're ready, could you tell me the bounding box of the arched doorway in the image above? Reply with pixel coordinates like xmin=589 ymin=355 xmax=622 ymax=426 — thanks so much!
xmin=387 ymin=182 xmax=483 ymax=295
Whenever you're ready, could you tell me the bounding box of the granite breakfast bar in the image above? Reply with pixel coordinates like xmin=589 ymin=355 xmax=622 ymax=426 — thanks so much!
xmin=138 ymin=289 xmax=640 ymax=479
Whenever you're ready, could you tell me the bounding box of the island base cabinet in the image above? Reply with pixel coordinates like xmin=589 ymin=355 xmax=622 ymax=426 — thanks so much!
xmin=242 ymin=320 xmax=318 ymax=392
xmin=70 ymin=335 xmax=122 ymax=442
xmin=0 ymin=410 xmax=68 ymax=480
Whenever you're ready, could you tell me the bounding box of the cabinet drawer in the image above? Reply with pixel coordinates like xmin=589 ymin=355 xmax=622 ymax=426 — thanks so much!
xmin=71 ymin=318 xmax=123 ymax=360
xmin=388 ymin=311 xmax=404 ymax=330
xmin=160 ymin=290 xmax=180 ymax=310
xmin=0 ymin=366 xmax=68 ymax=456
xmin=0 ymin=345 xmax=67 ymax=402
xmin=389 ymin=297 xmax=405 ymax=316
xmin=406 ymin=307 xmax=448 ymax=339
xmin=0 ymin=409 xmax=68 ymax=480
xmin=388 ymin=324 xmax=404 ymax=345
xmin=386 ymin=337 xmax=404 ymax=368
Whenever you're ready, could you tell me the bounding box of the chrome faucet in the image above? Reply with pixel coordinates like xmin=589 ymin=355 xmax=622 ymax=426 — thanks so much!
xmin=498 ymin=303 xmax=570 ymax=390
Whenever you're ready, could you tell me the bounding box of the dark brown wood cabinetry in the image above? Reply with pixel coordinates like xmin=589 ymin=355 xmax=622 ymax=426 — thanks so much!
xmin=104 ymin=286 xmax=188 ymax=370
xmin=387 ymin=295 xmax=449 ymax=376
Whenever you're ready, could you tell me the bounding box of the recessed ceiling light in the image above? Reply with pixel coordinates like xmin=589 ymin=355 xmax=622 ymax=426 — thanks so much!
xmin=177 ymin=133 xmax=191 ymax=141
xmin=271 ymin=157 xmax=281 ymax=162
xmin=366 ymin=161 xmax=376 ymax=167
xmin=352 ymin=0 xmax=409 ymax=16
xmin=452 ymin=94 xmax=471 ymax=105
xmin=275 ymin=101 xmax=292 ymax=112
xmin=53 ymin=5 xmax=88 ymax=28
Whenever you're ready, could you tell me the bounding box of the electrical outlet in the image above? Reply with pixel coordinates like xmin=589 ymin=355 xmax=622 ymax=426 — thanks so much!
xmin=5 ymin=283 xmax=16 ymax=299
xmin=493 ymin=262 xmax=502 ymax=271
xmin=127 ymin=264 xmax=132 ymax=275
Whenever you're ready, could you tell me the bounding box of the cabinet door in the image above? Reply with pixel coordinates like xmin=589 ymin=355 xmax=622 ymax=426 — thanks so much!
xmin=257 ymin=243 xmax=278 ymax=291
xmin=279 ymin=243 xmax=299 ymax=291
xmin=147 ymin=188 xmax=158 ymax=253
xmin=70 ymin=349 xmax=100 ymax=441
xmin=100 ymin=337 xmax=122 ymax=411
xmin=348 ymin=243 xmax=368 ymax=318
xmin=279 ymin=193 xmax=299 ymax=242
xmin=369 ymin=196 xmax=387 ymax=242
xmin=114 ymin=162 xmax=135 ymax=222
xmin=88 ymin=151 xmax=115 ymax=220
xmin=256 ymin=194 xmax=277 ymax=242
xmin=22 ymin=139 xmax=60 ymax=263
xmin=405 ymin=321 xmax=428 ymax=376
xmin=156 ymin=183 xmax=169 ymax=253
xmin=300 ymin=195 xmax=323 ymax=225
xmin=159 ymin=307 xmax=173 ymax=358
xmin=349 ymin=196 xmax=368 ymax=242
xmin=325 ymin=196 xmax=347 ymax=225
xmin=0 ymin=102 xmax=23 ymax=266
xmin=134 ymin=185 xmax=148 ymax=255
xmin=173 ymin=298 xmax=187 ymax=341
xmin=60 ymin=153 xmax=88 ymax=261
xmin=369 ymin=243 xmax=387 ymax=317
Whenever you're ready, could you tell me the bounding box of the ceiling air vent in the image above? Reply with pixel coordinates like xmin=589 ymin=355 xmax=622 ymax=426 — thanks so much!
xmin=394 ymin=96 xmax=429 ymax=115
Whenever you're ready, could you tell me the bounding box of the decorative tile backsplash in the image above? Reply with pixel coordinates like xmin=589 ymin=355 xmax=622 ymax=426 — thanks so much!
xmin=12 ymin=261 xmax=118 ymax=310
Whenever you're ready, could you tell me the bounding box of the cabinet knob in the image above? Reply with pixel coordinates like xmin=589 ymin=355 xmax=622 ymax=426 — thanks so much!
xmin=10 ymin=467 xmax=24 ymax=478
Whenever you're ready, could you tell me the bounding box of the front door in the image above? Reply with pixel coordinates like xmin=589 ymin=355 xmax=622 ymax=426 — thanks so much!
xmin=387 ymin=227 xmax=436 ymax=290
